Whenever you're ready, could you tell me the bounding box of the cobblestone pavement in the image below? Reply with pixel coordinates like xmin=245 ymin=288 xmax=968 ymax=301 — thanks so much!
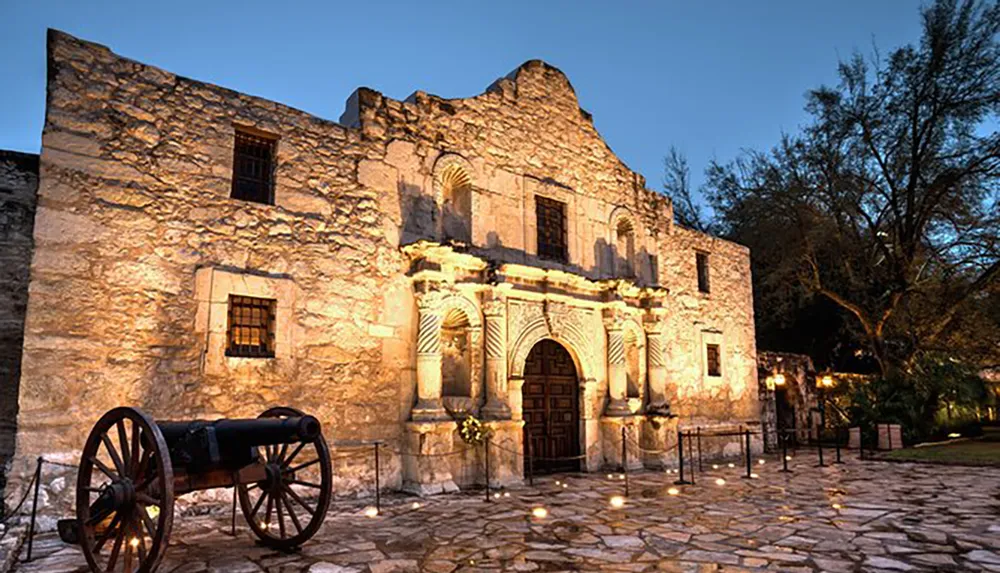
xmin=12 ymin=453 xmax=1000 ymax=572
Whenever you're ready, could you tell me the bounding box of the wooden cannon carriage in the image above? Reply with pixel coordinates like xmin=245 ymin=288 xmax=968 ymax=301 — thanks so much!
xmin=58 ymin=406 xmax=333 ymax=572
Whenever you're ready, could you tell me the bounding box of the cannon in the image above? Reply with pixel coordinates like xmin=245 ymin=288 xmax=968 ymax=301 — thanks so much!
xmin=58 ymin=406 xmax=332 ymax=572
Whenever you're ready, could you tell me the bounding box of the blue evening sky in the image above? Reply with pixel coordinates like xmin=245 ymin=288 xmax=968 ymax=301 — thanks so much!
xmin=2 ymin=1 xmax=924 ymax=195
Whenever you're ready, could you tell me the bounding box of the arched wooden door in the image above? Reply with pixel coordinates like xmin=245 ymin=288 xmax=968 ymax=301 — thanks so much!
xmin=523 ymin=339 xmax=580 ymax=473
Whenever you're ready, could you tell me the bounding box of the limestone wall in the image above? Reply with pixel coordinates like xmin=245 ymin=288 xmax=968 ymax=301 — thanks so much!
xmin=15 ymin=31 xmax=412 ymax=495
xmin=0 ymin=150 xmax=39 ymax=501
xmin=659 ymin=226 xmax=758 ymax=426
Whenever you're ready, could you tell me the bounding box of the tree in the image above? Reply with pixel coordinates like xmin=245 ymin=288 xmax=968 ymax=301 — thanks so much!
xmin=706 ymin=0 xmax=1000 ymax=376
xmin=662 ymin=146 xmax=710 ymax=232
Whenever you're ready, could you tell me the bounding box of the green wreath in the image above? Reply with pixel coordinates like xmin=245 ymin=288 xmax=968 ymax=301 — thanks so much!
xmin=458 ymin=414 xmax=493 ymax=446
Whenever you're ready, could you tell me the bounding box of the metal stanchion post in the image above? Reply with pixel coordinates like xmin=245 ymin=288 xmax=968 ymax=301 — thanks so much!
xmin=817 ymin=431 xmax=826 ymax=467
xmin=375 ymin=442 xmax=381 ymax=512
xmin=687 ymin=431 xmax=696 ymax=485
xmin=26 ymin=457 xmax=42 ymax=562
xmin=697 ymin=427 xmax=703 ymax=472
xmin=622 ymin=427 xmax=629 ymax=497
xmin=674 ymin=429 xmax=690 ymax=485
xmin=485 ymin=438 xmax=491 ymax=503
xmin=743 ymin=430 xmax=752 ymax=479
xmin=527 ymin=429 xmax=535 ymax=486
xmin=230 ymin=473 xmax=238 ymax=536
xmin=834 ymin=428 xmax=844 ymax=465
xmin=780 ymin=432 xmax=791 ymax=473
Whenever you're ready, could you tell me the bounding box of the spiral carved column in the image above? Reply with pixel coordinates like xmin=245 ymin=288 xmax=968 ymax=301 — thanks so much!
xmin=412 ymin=306 xmax=447 ymax=421
xmin=604 ymin=308 xmax=630 ymax=416
xmin=481 ymin=294 xmax=511 ymax=420
xmin=645 ymin=323 xmax=669 ymax=415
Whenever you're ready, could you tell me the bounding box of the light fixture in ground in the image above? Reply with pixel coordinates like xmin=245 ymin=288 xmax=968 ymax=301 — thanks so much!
xmin=363 ymin=506 xmax=379 ymax=518
xmin=750 ymin=473 xmax=759 ymax=478
xmin=758 ymin=459 xmax=765 ymax=465
xmin=531 ymin=507 xmax=548 ymax=518
xmin=411 ymin=502 xmax=421 ymax=509
xmin=609 ymin=495 xmax=626 ymax=508
xmin=667 ymin=487 xmax=680 ymax=496
xmin=715 ymin=478 xmax=726 ymax=486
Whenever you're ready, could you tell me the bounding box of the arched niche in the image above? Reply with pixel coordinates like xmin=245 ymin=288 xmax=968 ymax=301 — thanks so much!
xmin=608 ymin=207 xmax=638 ymax=279
xmin=433 ymin=154 xmax=475 ymax=244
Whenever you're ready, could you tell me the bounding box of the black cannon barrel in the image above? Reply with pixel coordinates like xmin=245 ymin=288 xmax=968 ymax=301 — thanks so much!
xmin=157 ymin=415 xmax=321 ymax=449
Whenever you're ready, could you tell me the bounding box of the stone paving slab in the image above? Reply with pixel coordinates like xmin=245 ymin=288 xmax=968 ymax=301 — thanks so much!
xmin=10 ymin=454 xmax=1000 ymax=572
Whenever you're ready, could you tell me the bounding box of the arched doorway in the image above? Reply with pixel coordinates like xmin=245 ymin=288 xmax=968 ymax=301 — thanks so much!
xmin=523 ymin=339 xmax=580 ymax=473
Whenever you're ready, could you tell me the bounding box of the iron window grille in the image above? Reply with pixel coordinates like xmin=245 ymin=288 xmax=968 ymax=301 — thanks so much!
xmin=696 ymin=252 xmax=711 ymax=293
xmin=231 ymin=130 xmax=276 ymax=204
xmin=706 ymin=343 xmax=721 ymax=377
xmin=536 ymin=195 xmax=568 ymax=262
xmin=226 ymin=295 xmax=277 ymax=358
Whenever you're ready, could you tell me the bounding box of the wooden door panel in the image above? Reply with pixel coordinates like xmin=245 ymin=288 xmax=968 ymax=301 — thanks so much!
xmin=522 ymin=340 xmax=580 ymax=473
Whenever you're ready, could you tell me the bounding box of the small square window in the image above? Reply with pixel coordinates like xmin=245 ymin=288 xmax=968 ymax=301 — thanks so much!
xmin=696 ymin=252 xmax=710 ymax=294
xmin=536 ymin=195 xmax=568 ymax=262
xmin=226 ymin=295 xmax=276 ymax=358
xmin=231 ymin=130 xmax=276 ymax=204
xmin=706 ymin=343 xmax=721 ymax=377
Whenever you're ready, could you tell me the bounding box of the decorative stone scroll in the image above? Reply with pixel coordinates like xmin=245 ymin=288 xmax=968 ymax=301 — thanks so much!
xmin=481 ymin=291 xmax=511 ymax=419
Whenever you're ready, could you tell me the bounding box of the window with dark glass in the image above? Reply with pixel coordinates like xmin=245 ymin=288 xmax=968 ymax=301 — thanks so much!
xmin=706 ymin=343 xmax=721 ymax=377
xmin=536 ymin=195 xmax=568 ymax=262
xmin=696 ymin=251 xmax=710 ymax=293
xmin=226 ymin=295 xmax=276 ymax=358
xmin=231 ymin=130 xmax=276 ymax=204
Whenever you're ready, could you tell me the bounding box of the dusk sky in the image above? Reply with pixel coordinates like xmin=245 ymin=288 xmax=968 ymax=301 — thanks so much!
xmin=2 ymin=1 xmax=925 ymax=196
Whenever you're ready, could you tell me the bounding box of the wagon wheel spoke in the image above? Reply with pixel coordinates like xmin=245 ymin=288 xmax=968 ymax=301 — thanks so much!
xmin=139 ymin=504 xmax=157 ymax=539
xmin=276 ymin=443 xmax=289 ymax=466
xmin=106 ymin=524 xmax=125 ymax=572
xmin=136 ymin=492 xmax=160 ymax=506
xmin=93 ymin=513 xmax=122 ymax=554
xmin=101 ymin=434 xmax=127 ymax=478
xmin=116 ymin=421 xmax=131 ymax=474
xmin=247 ymin=489 xmax=269 ymax=526
xmin=264 ymin=494 xmax=274 ymax=530
xmin=287 ymin=479 xmax=322 ymax=489
xmin=130 ymin=421 xmax=141 ymax=477
xmin=282 ymin=483 xmax=316 ymax=517
xmin=276 ymin=494 xmax=287 ymax=538
xmin=280 ymin=490 xmax=304 ymax=535
xmin=285 ymin=458 xmax=321 ymax=474
xmin=135 ymin=522 xmax=147 ymax=566
xmin=123 ymin=535 xmax=134 ymax=573
xmin=90 ymin=456 xmax=119 ymax=482
xmin=280 ymin=442 xmax=307 ymax=468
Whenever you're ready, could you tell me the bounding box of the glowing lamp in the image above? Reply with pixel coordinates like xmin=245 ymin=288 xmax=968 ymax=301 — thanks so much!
xmin=667 ymin=487 xmax=680 ymax=496
xmin=411 ymin=502 xmax=421 ymax=509
xmin=715 ymin=478 xmax=726 ymax=486
xmin=531 ymin=507 xmax=548 ymax=519
xmin=609 ymin=496 xmax=626 ymax=508
xmin=363 ymin=506 xmax=379 ymax=518
xmin=773 ymin=374 xmax=786 ymax=387
xmin=820 ymin=375 xmax=834 ymax=388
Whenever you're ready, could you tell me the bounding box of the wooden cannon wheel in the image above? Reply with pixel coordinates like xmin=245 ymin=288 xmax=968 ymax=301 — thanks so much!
xmin=237 ymin=406 xmax=332 ymax=549
xmin=76 ymin=407 xmax=174 ymax=573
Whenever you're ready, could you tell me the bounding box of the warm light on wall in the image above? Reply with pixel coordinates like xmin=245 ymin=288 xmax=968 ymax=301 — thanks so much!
xmin=773 ymin=374 xmax=786 ymax=386
xmin=820 ymin=375 xmax=834 ymax=388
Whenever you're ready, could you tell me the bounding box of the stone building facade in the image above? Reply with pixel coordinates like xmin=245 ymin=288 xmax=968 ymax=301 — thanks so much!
xmin=7 ymin=30 xmax=759 ymax=503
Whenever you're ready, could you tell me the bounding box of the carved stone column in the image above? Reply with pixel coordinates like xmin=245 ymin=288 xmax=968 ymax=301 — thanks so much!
xmin=603 ymin=307 xmax=630 ymax=416
xmin=480 ymin=292 xmax=511 ymax=420
xmin=644 ymin=313 xmax=670 ymax=415
xmin=412 ymin=301 xmax=448 ymax=421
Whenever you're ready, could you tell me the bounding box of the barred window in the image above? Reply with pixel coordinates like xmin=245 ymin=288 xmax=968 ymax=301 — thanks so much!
xmin=706 ymin=343 xmax=721 ymax=377
xmin=696 ymin=252 xmax=710 ymax=293
xmin=231 ymin=130 xmax=276 ymax=204
xmin=536 ymin=195 xmax=568 ymax=262
xmin=226 ymin=296 xmax=276 ymax=358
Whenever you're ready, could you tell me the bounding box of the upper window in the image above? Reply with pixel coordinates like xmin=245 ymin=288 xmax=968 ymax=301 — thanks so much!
xmin=696 ymin=252 xmax=710 ymax=293
xmin=536 ymin=195 xmax=568 ymax=262
xmin=226 ymin=295 xmax=276 ymax=358
xmin=231 ymin=130 xmax=276 ymax=204
xmin=615 ymin=218 xmax=636 ymax=277
xmin=706 ymin=343 xmax=721 ymax=377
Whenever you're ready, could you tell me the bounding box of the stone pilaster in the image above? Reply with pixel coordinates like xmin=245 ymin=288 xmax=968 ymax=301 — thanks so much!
xmin=480 ymin=292 xmax=511 ymax=420
xmin=411 ymin=301 xmax=448 ymax=421
xmin=402 ymin=421 xmax=459 ymax=495
xmin=603 ymin=307 xmax=630 ymax=416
